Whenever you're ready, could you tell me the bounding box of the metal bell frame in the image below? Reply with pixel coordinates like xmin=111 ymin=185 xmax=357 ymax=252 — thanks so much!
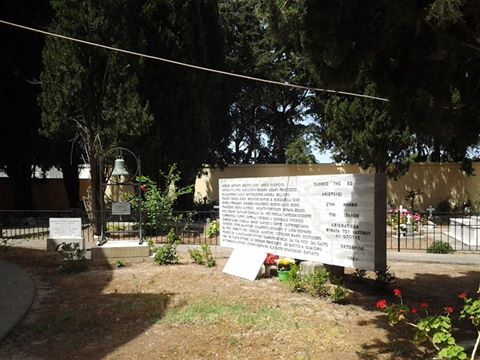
xmin=99 ymin=147 xmax=143 ymax=245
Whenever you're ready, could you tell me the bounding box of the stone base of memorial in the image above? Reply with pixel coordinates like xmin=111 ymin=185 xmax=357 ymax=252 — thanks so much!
xmin=90 ymin=240 xmax=150 ymax=265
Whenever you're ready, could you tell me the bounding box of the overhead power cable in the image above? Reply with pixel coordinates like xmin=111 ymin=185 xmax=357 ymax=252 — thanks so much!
xmin=0 ymin=19 xmax=389 ymax=102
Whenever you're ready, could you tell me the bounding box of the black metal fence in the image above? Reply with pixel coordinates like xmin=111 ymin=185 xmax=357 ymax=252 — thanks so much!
xmin=0 ymin=209 xmax=220 ymax=247
xmin=386 ymin=209 xmax=480 ymax=251
xmin=2 ymin=209 xmax=480 ymax=252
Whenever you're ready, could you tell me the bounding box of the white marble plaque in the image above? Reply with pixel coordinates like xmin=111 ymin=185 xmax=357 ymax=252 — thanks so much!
xmin=49 ymin=218 xmax=82 ymax=239
xmin=223 ymin=247 xmax=267 ymax=281
xmin=112 ymin=202 xmax=131 ymax=215
xmin=219 ymin=174 xmax=386 ymax=271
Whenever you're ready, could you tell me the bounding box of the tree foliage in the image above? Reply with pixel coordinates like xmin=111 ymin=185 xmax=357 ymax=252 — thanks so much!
xmin=267 ymin=0 xmax=480 ymax=173
xmin=0 ymin=0 xmax=52 ymax=209
xmin=304 ymin=0 xmax=480 ymax=167
xmin=40 ymin=0 xmax=153 ymax=226
xmin=137 ymin=0 xmax=231 ymax=199
xmin=219 ymin=0 xmax=312 ymax=164
xmin=318 ymin=83 xmax=413 ymax=175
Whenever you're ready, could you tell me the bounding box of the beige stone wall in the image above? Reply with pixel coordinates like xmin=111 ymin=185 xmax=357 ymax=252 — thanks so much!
xmin=2 ymin=162 xmax=479 ymax=211
xmin=194 ymin=163 xmax=480 ymax=210
xmin=387 ymin=162 xmax=480 ymax=209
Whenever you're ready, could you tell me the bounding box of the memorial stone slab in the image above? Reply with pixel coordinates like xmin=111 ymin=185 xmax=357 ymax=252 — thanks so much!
xmin=47 ymin=218 xmax=84 ymax=251
xmin=220 ymin=174 xmax=386 ymax=272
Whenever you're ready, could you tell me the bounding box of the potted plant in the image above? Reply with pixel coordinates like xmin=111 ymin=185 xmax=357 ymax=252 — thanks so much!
xmin=276 ymin=258 xmax=295 ymax=282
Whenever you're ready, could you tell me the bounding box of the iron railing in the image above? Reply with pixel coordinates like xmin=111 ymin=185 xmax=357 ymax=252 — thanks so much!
xmin=386 ymin=210 xmax=480 ymax=251
xmin=1 ymin=209 xmax=480 ymax=252
xmin=0 ymin=209 xmax=220 ymax=247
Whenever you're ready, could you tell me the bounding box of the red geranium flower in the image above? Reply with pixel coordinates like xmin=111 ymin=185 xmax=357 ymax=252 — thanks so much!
xmin=393 ymin=288 xmax=401 ymax=297
xmin=459 ymin=292 xmax=467 ymax=300
xmin=446 ymin=306 xmax=454 ymax=314
xmin=376 ymin=299 xmax=388 ymax=310
xmin=420 ymin=302 xmax=429 ymax=309
xmin=410 ymin=307 xmax=417 ymax=314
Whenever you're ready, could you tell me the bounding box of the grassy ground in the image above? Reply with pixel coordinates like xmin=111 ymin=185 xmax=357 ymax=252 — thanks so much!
xmin=0 ymin=246 xmax=479 ymax=359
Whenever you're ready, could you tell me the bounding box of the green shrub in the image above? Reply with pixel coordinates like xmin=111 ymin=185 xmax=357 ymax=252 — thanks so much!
xmin=128 ymin=165 xmax=193 ymax=235
xmin=288 ymin=265 xmax=330 ymax=297
xmin=206 ymin=220 xmax=220 ymax=238
xmin=58 ymin=242 xmax=88 ymax=273
xmin=189 ymin=244 xmax=216 ymax=267
xmin=331 ymin=284 xmax=349 ymax=303
xmin=374 ymin=266 xmax=396 ymax=289
xmin=154 ymin=243 xmax=179 ymax=265
xmin=189 ymin=248 xmax=204 ymax=265
xmin=153 ymin=228 xmax=179 ymax=265
xmin=304 ymin=269 xmax=330 ymax=297
xmin=288 ymin=266 xmax=350 ymax=303
xmin=426 ymin=241 xmax=454 ymax=254
xmin=287 ymin=264 xmax=306 ymax=292
xmin=353 ymin=268 xmax=367 ymax=282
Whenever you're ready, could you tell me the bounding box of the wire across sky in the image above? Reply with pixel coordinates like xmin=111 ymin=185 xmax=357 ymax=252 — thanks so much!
xmin=0 ymin=19 xmax=389 ymax=102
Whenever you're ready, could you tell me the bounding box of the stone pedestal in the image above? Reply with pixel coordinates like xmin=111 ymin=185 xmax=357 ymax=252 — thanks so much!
xmin=90 ymin=241 xmax=150 ymax=264
xmin=47 ymin=237 xmax=84 ymax=252
xmin=299 ymin=261 xmax=344 ymax=281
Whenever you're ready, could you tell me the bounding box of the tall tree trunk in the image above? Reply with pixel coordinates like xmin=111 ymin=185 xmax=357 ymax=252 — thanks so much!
xmin=60 ymin=148 xmax=80 ymax=209
xmin=5 ymin=162 xmax=33 ymax=210
xmin=89 ymin=153 xmax=102 ymax=236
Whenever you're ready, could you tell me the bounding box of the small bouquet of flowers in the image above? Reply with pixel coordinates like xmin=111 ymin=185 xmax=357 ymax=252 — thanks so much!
xmin=276 ymin=257 xmax=295 ymax=272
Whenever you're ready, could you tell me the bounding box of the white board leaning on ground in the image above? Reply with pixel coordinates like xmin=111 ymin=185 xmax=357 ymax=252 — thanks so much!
xmin=219 ymin=174 xmax=386 ymax=271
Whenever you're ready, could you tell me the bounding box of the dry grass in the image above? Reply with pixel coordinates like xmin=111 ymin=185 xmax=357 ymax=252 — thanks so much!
xmin=0 ymin=247 xmax=479 ymax=359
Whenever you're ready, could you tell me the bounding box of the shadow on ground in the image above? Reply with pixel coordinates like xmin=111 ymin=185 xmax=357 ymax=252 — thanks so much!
xmin=0 ymin=247 xmax=172 ymax=360
xmin=345 ymin=269 xmax=480 ymax=359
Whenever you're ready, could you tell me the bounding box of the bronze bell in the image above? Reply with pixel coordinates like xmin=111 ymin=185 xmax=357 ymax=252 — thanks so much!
xmin=111 ymin=158 xmax=129 ymax=177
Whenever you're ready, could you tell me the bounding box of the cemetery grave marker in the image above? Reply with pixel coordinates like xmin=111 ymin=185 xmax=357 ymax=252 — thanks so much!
xmin=47 ymin=218 xmax=84 ymax=251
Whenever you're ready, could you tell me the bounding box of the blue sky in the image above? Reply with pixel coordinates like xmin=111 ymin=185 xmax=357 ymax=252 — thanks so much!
xmin=313 ymin=149 xmax=333 ymax=163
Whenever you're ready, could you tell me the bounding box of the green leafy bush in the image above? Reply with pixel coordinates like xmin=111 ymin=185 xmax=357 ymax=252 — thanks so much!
xmin=304 ymin=269 xmax=330 ymax=297
xmin=206 ymin=220 xmax=220 ymax=238
xmin=330 ymin=284 xmax=349 ymax=304
xmin=188 ymin=244 xmax=216 ymax=267
xmin=374 ymin=266 xmax=396 ymax=289
xmin=153 ymin=228 xmax=179 ymax=265
xmin=129 ymin=164 xmax=193 ymax=235
xmin=286 ymin=264 xmax=306 ymax=292
xmin=58 ymin=242 xmax=88 ymax=273
xmin=427 ymin=241 xmax=454 ymax=254
xmin=189 ymin=248 xmax=204 ymax=265
xmin=189 ymin=244 xmax=216 ymax=267
xmin=287 ymin=265 xmax=330 ymax=298
xmin=353 ymin=268 xmax=367 ymax=282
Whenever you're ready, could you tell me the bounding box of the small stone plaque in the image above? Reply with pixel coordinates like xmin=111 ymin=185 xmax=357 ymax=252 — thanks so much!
xmin=49 ymin=218 xmax=82 ymax=239
xmin=223 ymin=247 xmax=266 ymax=281
xmin=112 ymin=202 xmax=131 ymax=215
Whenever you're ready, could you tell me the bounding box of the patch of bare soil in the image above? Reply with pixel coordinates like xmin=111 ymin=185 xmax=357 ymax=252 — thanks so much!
xmin=0 ymin=247 xmax=479 ymax=360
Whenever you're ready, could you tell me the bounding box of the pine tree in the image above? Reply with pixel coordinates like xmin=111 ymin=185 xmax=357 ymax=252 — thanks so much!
xmin=40 ymin=0 xmax=153 ymax=230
